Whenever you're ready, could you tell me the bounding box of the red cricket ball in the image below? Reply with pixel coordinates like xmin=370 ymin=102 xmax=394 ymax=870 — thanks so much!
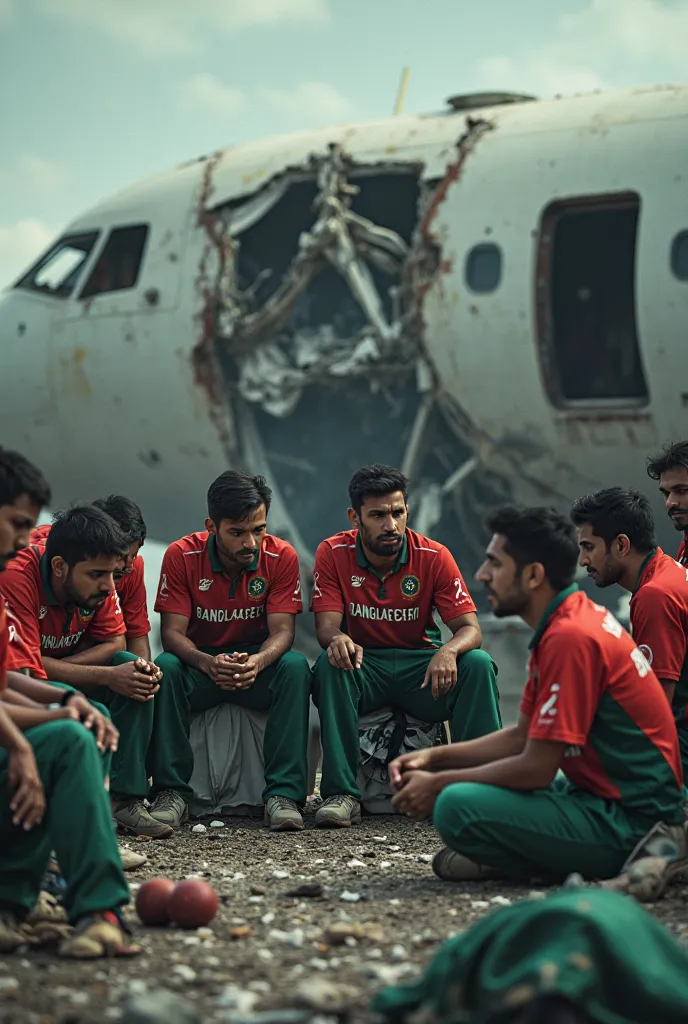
xmin=135 ymin=878 xmax=176 ymax=926
xmin=168 ymin=879 xmax=218 ymax=929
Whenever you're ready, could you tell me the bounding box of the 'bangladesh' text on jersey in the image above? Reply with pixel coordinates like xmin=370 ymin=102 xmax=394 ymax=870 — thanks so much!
xmin=0 ymin=545 xmax=125 ymax=679
xmin=154 ymin=532 xmax=302 ymax=649
xmin=309 ymin=528 xmax=476 ymax=649
xmin=522 ymin=586 xmax=683 ymax=824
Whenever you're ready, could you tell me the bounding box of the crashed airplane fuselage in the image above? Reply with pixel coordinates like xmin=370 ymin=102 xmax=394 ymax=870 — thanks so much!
xmin=1 ymin=85 xmax=687 ymax=616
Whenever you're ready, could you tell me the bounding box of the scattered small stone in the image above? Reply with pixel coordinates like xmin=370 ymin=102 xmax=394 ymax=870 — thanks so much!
xmin=391 ymin=944 xmax=407 ymax=961
xmin=257 ymin=948 xmax=274 ymax=962
xmin=371 ymin=836 xmax=388 ymax=843
xmin=528 ymin=890 xmax=547 ymax=900
xmin=120 ymin=989 xmax=200 ymax=1024
xmin=215 ymin=985 xmax=259 ymax=1014
xmin=388 ymin=898 xmax=401 ymax=906
xmin=268 ymin=927 xmax=304 ymax=948
xmin=295 ymin=977 xmax=359 ymax=1013
xmin=272 ymin=870 xmax=290 ymax=879
xmin=248 ymin=896 xmax=264 ymax=904
xmin=563 ymin=872 xmax=586 ymax=889
xmin=379 ymin=861 xmax=391 ymax=869
xmin=324 ymin=922 xmax=385 ymax=946
xmin=0 ymin=977 xmax=19 ymax=994
xmin=339 ymin=891 xmax=361 ymax=902
xmin=250 ymin=885 xmax=266 ymax=896
xmin=190 ymin=824 xmax=206 ymax=834
xmin=196 ymin=926 xmax=214 ymax=939
xmin=417 ymin=853 xmax=433 ymax=863
xmin=490 ymin=895 xmax=512 ymax=906
xmin=210 ymin=820 xmax=225 ymax=828
xmin=470 ymin=900 xmax=490 ymax=909
xmin=283 ymin=882 xmax=324 ymax=899
xmin=171 ymin=964 xmax=197 ymax=984
xmin=262 ymin=911 xmax=276 ymax=925
xmin=388 ymin=845 xmax=401 ymax=852
xmin=308 ymin=958 xmax=330 ymax=971
xmin=346 ymin=859 xmax=366 ymax=868
xmin=230 ymin=925 xmax=253 ymax=940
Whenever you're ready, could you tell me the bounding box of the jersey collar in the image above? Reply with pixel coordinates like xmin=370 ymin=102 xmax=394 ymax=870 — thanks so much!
xmin=207 ymin=534 xmax=260 ymax=575
xmin=633 ymin=547 xmax=658 ymax=595
xmin=528 ymin=583 xmax=579 ymax=650
xmin=39 ymin=552 xmax=60 ymax=606
xmin=355 ymin=532 xmax=409 ymax=573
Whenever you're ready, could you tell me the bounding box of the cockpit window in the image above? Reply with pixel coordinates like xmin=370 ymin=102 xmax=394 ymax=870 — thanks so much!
xmin=536 ymin=193 xmax=648 ymax=408
xmin=79 ymin=224 xmax=149 ymax=299
xmin=14 ymin=232 xmax=99 ymax=298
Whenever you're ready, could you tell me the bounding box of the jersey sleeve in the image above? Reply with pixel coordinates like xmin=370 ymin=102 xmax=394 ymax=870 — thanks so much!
xmin=526 ymin=628 xmax=602 ymax=745
xmin=0 ymin=604 xmax=8 ymax=694
xmin=154 ymin=544 xmax=192 ymax=619
xmin=432 ymin=547 xmax=477 ymax=623
xmin=309 ymin=542 xmax=345 ymax=614
xmin=89 ymin=590 xmax=127 ymax=641
xmin=520 ymin=655 xmax=537 ymax=717
xmin=265 ymin=546 xmax=303 ymax=615
xmin=118 ymin=559 xmax=151 ymax=639
xmin=631 ymin=587 xmax=687 ymax=683
xmin=1 ymin=571 xmax=46 ymax=678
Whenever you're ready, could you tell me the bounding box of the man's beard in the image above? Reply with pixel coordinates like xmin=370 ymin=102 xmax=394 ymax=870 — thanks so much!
xmin=361 ymin=526 xmax=403 ymax=557
xmin=485 ymin=586 xmax=529 ymax=619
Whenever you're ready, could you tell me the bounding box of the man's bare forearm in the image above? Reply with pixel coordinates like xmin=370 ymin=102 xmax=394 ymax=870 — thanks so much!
xmin=62 ymin=638 xmax=125 ymax=666
xmin=428 ymin=725 xmax=525 ymax=771
xmin=40 ymin=658 xmax=113 ymax=689
xmin=315 ymin=623 xmax=348 ymax=650
xmin=2 ymin=702 xmax=71 ymax=732
xmin=431 ymin=751 xmax=559 ymax=793
xmin=0 ymin=703 xmax=32 ymax=752
xmin=161 ymin=630 xmax=207 ymax=671
xmin=128 ymin=635 xmax=151 ymax=660
xmin=7 ymin=671 xmax=74 ymax=705
xmin=441 ymin=624 xmax=482 ymax=659
xmin=256 ymin=630 xmax=293 ymax=670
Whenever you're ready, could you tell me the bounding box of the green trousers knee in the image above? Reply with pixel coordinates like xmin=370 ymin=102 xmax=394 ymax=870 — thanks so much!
xmin=0 ymin=720 xmax=130 ymax=923
xmin=150 ymin=647 xmax=312 ymax=806
xmin=311 ymin=647 xmax=502 ymax=801
xmin=39 ymin=680 xmax=113 ymax=781
xmin=433 ymin=781 xmax=651 ymax=881
xmin=84 ymin=651 xmax=155 ymax=799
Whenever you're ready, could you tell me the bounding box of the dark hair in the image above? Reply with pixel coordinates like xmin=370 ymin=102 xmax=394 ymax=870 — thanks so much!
xmin=207 ymin=471 xmax=272 ymax=524
xmin=45 ymin=504 xmax=129 ymax=567
xmin=348 ymin=464 xmax=409 ymax=514
xmin=646 ymin=440 xmax=688 ymax=481
xmin=92 ymin=494 xmax=147 ymax=544
xmin=485 ymin=504 xmax=579 ymax=591
xmin=0 ymin=447 xmax=51 ymax=510
xmin=570 ymin=487 xmax=656 ymax=553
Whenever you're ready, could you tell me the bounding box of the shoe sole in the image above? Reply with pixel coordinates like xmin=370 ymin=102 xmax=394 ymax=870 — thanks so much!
xmin=315 ymin=814 xmax=362 ymax=829
xmin=115 ymin=820 xmax=174 ymax=840
xmin=269 ymin=819 xmax=305 ymax=832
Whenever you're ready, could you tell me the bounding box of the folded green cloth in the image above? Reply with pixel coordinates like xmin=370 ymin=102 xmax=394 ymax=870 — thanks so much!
xmin=371 ymin=889 xmax=688 ymax=1023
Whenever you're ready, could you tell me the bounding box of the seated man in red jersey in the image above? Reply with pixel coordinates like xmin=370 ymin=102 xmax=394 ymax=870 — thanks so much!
xmin=310 ymin=464 xmax=501 ymax=829
xmin=646 ymin=441 xmax=688 ymax=566
xmin=33 ymin=494 xmax=151 ymax=660
xmin=149 ymin=470 xmax=312 ymax=833
xmin=2 ymin=505 xmax=169 ymax=839
xmin=0 ymin=448 xmax=137 ymax=958
xmin=572 ymin=487 xmax=688 ymax=780
xmin=389 ymin=505 xmax=684 ymax=883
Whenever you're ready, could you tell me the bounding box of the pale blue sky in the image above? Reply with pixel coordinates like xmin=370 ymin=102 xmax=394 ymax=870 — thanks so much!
xmin=1 ymin=0 xmax=686 ymax=285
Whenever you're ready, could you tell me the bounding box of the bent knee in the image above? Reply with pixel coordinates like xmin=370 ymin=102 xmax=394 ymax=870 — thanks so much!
xmin=434 ymin=782 xmax=499 ymax=836
xmin=90 ymin=700 xmax=111 ymax=720
xmin=49 ymin=718 xmax=99 ymax=751
xmin=459 ymin=648 xmax=497 ymax=677
xmin=278 ymin=650 xmax=310 ymax=673
xmin=155 ymin=652 xmax=183 ymax=674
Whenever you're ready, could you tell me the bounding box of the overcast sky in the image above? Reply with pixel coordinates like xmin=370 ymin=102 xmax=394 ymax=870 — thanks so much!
xmin=1 ymin=0 xmax=686 ymax=287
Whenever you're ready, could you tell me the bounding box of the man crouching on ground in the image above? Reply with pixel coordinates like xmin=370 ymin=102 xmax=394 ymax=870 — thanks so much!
xmin=390 ymin=504 xmax=684 ymax=884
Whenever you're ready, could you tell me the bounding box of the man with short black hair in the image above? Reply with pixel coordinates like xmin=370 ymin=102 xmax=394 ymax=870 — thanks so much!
xmin=572 ymin=486 xmax=688 ymax=776
xmin=310 ymin=464 xmax=501 ymax=828
xmin=390 ymin=505 xmax=683 ymax=883
xmin=647 ymin=441 xmax=688 ymax=565
xmin=0 ymin=448 xmax=137 ymax=958
xmin=149 ymin=470 xmax=312 ymax=832
xmin=1 ymin=504 xmax=169 ymax=839
xmin=34 ymin=494 xmax=152 ymax=659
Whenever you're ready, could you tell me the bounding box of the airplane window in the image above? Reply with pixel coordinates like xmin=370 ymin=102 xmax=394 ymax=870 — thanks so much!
xmin=465 ymin=243 xmax=502 ymax=293
xmin=670 ymin=231 xmax=688 ymax=281
xmin=537 ymin=194 xmax=648 ymax=406
xmin=79 ymin=224 xmax=149 ymax=299
xmin=14 ymin=232 xmax=99 ymax=298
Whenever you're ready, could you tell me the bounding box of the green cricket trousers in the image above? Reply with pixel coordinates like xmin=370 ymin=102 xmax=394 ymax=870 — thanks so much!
xmin=0 ymin=720 xmax=130 ymax=923
xmin=150 ymin=647 xmax=312 ymax=806
xmin=311 ymin=647 xmax=502 ymax=800
xmin=433 ymin=780 xmax=659 ymax=880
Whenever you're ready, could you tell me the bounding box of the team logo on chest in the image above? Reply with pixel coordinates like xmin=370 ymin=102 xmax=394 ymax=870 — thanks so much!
xmin=247 ymin=576 xmax=267 ymax=600
xmin=400 ymin=574 xmax=420 ymax=599
xmin=77 ymin=607 xmax=95 ymax=624
xmin=39 ymin=606 xmax=47 ymax=620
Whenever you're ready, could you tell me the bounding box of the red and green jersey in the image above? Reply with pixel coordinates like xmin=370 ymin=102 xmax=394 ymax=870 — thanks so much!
xmin=631 ymin=547 xmax=688 ymax=763
xmin=31 ymin=524 xmax=150 ymax=640
xmin=0 ymin=602 xmax=7 ymax=694
xmin=0 ymin=545 xmax=126 ymax=679
xmin=522 ymin=585 xmax=683 ymax=824
xmin=678 ymin=537 xmax=687 ymax=567
xmin=154 ymin=532 xmax=302 ymax=649
xmin=309 ymin=528 xmax=476 ymax=649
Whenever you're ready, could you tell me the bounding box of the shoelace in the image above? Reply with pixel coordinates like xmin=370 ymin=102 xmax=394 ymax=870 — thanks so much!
xmin=155 ymin=791 xmax=182 ymax=811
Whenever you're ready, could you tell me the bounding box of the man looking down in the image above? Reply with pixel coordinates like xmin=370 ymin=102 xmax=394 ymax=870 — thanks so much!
xmin=646 ymin=441 xmax=688 ymax=565
xmin=390 ymin=505 xmax=683 ymax=883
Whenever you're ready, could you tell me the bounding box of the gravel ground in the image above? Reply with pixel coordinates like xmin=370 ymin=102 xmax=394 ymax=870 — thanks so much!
xmin=2 ymin=813 xmax=688 ymax=1024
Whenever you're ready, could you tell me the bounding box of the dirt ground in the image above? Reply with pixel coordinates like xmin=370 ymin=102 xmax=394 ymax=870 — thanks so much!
xmin=2 ymin=812 xmax=688 ymax=1024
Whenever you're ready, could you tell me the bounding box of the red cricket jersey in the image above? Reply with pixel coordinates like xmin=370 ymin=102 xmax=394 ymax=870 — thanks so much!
xmin=154 ymin=532 xmax=302 ymax=649
xmin=630 ymin=548 xmax=688 ymax=685
xmin=1 ymin=545 xmax=126 ymax=679
xmin=521 ymin=586 xmax=682 ymax=821
xmin=309 ymin=528 xmax=476 ymax=649
xmin=31 ymin=525 xmax=149 ymax=640
xmin=678 ymin=537 xmax=687 ymax=567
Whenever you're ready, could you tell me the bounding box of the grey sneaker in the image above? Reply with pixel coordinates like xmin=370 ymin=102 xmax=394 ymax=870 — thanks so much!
xmin=432 ymin=846 xmax=501 ymax=881
xmin=265 ymin=796 xmax=304 ymax=831
xmin=148 ymin=790 xmax=189 ymax=828
xmin=113 ymin=799 xmax=173 ymax=839
xmin=315 ymin=794 xmax=361 ymax=828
